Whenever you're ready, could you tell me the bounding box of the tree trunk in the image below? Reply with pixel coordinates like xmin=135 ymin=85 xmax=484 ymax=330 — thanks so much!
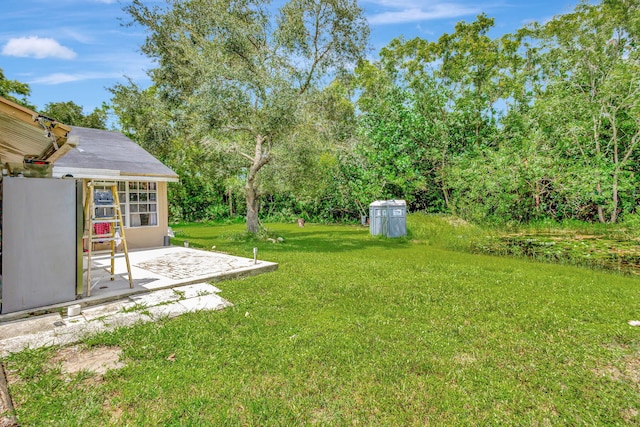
xmin=610 ymin=120 xmax=619 ymax=224
xmin=440 ymin=150 xmax=450 ymax=209
xmin=596 ymin=181 xmax=606 ymax=223
xmin=244 ymin=134 xmax=271 ymax=234
xmin=245 ymin=182 xmax=259 ymax=233
xmin=594 ymin=117 xmax=606 ymax=223
xmin=611 ymin=171 xmax=619 ymax=223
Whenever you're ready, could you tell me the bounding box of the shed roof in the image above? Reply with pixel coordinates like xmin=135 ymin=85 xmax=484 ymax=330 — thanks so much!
xmin=54 ymin=126 xmax=178 ymax=182
xmin=370 ymin=200 xmax=406 ymax=207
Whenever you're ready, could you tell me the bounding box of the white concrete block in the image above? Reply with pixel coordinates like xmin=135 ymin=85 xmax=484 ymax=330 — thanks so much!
xmin=178 ymin=294 xmax=231 ymax=313
xmin=173 ymin=283 xmax=221 ymax=299
xmin=146 ymin=301 xmax=188 ymax=320
xmin=129 ymin=288 xmax=181 ymax=307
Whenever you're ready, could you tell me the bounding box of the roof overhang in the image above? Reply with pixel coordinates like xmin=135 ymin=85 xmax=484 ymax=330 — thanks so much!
xmin=0 ymin=96 xmax=75 ymax=164
xmin=52 ymin=166 xmax=180 ymax=183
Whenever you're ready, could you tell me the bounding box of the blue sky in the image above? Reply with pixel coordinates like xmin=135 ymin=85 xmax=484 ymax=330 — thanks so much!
xmin=1 ymin=0 xmax=579 ymax=116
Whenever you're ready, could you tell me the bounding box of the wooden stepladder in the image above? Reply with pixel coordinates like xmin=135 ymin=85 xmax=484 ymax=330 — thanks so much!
xmin=83 ymin=180 xmax=133 ymax=296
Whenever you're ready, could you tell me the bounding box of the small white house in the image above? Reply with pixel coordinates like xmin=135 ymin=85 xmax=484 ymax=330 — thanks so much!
xmin=54 ymin=126 xmax=179 ymax=249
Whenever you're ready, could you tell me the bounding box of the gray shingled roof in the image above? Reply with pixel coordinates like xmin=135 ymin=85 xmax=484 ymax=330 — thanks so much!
xmin=56 ymin=126 xmax=178 ymax=180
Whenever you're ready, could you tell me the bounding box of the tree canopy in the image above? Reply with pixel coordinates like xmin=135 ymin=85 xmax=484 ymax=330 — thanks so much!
xmin=40 ymin=101 xmax=108 ymax=130
xmin=0 ymin=67 xmax=33 ymax=109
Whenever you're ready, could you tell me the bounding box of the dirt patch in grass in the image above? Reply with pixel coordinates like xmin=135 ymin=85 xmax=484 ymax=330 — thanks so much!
xmin=50 ymin=345 xmax=124 ymax=376
xmin=595 ymin=354 xmax=640 ymax=389
xmin=444 ymin=217 xmax=469 ymax=227
xmin=452 ymin=353 xmax=477 ymax=365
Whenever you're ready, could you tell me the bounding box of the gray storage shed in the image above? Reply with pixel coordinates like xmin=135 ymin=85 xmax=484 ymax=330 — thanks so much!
xmin=369 ymin=200 xmax=407 ymax=237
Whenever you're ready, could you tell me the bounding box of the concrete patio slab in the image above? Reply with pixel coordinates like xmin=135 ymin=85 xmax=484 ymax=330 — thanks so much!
xmin=0 ymin=330 xmax=57 ymax=355
xmin=0 ymin=245 xmax=277 ymax=322
xmin=0 ymin=313 xmax=63 ymax=341
xmin=81 ymin=301 xmax=134 ymax=321
xmin=0 ymin=244 xmax=277 ymax=359
xmin=0 ymin=282 xmax=234 ymax=357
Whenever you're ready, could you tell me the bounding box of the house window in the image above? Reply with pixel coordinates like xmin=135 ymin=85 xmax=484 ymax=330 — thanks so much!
xmin=116 ymin=181 xmax=158 ymax=227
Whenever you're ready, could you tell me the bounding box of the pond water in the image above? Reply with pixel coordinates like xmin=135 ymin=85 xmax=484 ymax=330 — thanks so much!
xmin=472 ymin=233 xmax=640 ymax=276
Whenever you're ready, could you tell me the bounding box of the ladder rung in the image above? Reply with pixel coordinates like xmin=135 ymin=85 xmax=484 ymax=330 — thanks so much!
xmin=89 ymin=237 xmax=121 ymax=242
xmin=90 ymin=250 xmax=124 ymax=255
xmin=89 ymin=181 xmax=118 ymax=186
xmin=84 ymin=235 xmax=112 ymax=240
xmin=94 ymin=204 xmax=120 ymax=209
xmin=90 ymin=218 xmax=119 ymax=222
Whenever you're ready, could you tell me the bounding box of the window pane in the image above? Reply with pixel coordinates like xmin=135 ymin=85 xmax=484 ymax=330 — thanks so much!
xmin=125 ymin=181 xmax=159 ymax=228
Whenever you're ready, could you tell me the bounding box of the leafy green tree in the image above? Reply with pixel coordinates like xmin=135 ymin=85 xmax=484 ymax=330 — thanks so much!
xmin=353 ymin=15 xmax=518 ymax=213
xmin=40 ymin=101 xmax=108 ymax=129
xmin=0 ymin=68 xmax=33 ymax=109
xmin=110 ymin=82 xmax=177 ymax=163
xmin=354 ymin=61 xmax=429 ymax=205
xmin=120 ymin=0 xmax=369 ymax=233
xmin=524 ymin=0 xmax=640 ymax=222
xmin=111 ymin=81 xmax=246 ymax=222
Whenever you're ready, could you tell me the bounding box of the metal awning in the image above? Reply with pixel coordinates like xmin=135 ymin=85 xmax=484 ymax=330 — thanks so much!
xmin=0 ymin=96 xmax=74 ymax=164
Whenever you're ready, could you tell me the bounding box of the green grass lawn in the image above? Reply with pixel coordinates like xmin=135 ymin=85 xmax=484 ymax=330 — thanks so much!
xmin=5 ymin=215 xmax=640 ymax=425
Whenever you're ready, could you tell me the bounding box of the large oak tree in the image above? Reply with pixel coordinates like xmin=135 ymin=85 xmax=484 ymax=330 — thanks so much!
xmin=118 ymin=0 xmax=368 ymax=232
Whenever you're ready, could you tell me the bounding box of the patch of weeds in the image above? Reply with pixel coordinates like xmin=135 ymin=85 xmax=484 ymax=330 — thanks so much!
xmin=173 ymin=290 xmax=186 ymax=300
xmin=4 ymin=346 xmax=55 ymax=381
xmin=120 ymin=302 xmax=148 ymax=313
xmin=407 ymin=213 xmax=487 ymax=251
xmin=223 ymin=230 xmax=275 ymax=243
xmin=472 ymin=232 xmax=640 ymax=275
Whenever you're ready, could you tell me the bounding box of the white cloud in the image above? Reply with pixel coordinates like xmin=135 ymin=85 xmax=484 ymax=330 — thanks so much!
xmin=364 ymin=0 xmax=427 ymax=7
xmin=61 ymin=29 xmax=94 ymax=44
xmin=1 ymin=36 xmax=77 ymax=59
xmin=30 ymin=72 xmax=122 ymax=85
xmin=366 ymin=2 xmax=481 ymax=25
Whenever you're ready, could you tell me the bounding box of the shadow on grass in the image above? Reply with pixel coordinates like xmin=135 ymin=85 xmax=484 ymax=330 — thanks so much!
xmin=265 ymin=225 xmax=417 ymax=254
xmin=175 ymin=224 xmax=415 ymax=255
